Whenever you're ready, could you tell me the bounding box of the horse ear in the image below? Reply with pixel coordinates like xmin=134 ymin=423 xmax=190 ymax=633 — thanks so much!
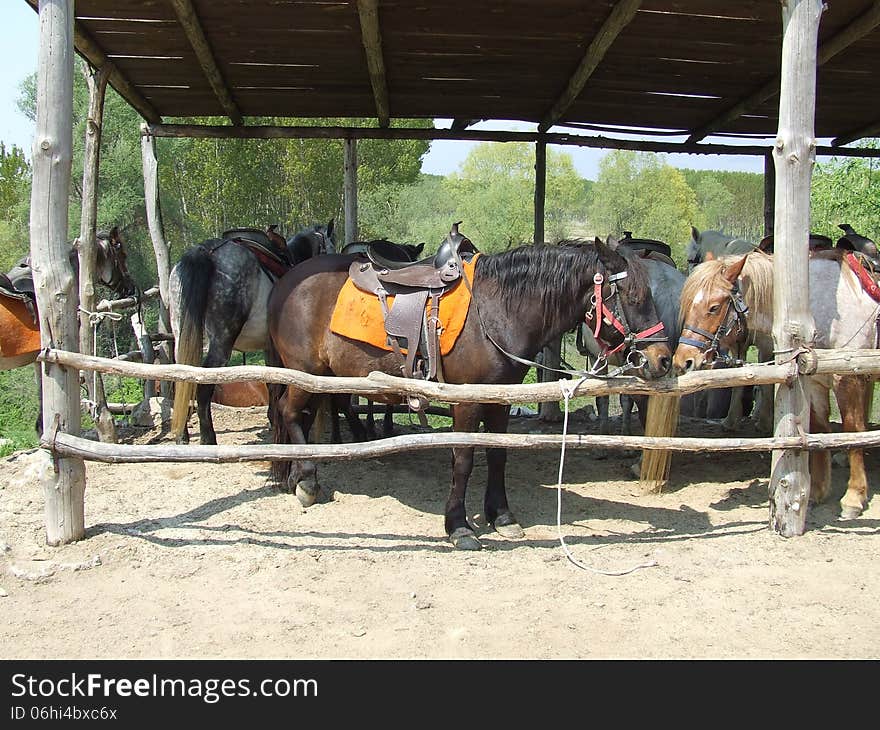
xmin=704 ymin=251 xmax=716 ymax=262
xmin=722 ymin=254 xmax=749 ymax=282
xmin=691 ymin=225 xmax=700 ymax=240
xmin=414 ymin=242 xmax=425 ymax=255
xmin=605 ymin=234 xmax=619 ymax=250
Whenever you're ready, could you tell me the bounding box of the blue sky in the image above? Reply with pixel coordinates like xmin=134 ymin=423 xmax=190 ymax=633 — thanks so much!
xmin=3 ymin=3 xmax=766 ymax=179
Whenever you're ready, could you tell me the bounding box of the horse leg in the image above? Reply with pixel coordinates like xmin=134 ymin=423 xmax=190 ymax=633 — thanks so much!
xmin=483 ymin=403 xmax=524 ymax=540
xmin=33 ymin=361 xmax=43 ymax=435
xmin=835 ymin=375 xmax=871 ymax=519
xmin=807 ymin=380 xmax=832 ymax=505
xmin=446 ymin=403 xmax=482 ymax=550
xmin=383 ymin=403 xmax=395 ymax=437
xmin=339 ymin=394 xmax=367 ymax=442
xmin=275 ymin=386 xmax=321 ymax=506
xmin=620 ymin=394 xmax=633 ymax=436
xmin=722 ymin=386 xmax=744 ymax=431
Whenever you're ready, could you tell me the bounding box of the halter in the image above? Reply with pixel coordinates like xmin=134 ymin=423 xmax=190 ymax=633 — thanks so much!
xmin=679 ymin=278 xmax=749 ymax=366
xmin=583 ymin=270 xmax=667 ymax=370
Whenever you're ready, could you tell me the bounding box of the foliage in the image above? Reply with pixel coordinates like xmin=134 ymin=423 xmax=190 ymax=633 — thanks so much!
xmin=810 ymin=140 xmax=880 ymax=241
xmin=0 ymin=368 xmax=40 ymax=455
xmin=587 ymin=151 xmax=700 ymax=266
xmin=0 ymin=141 xmax=31 ymax=271
xmin=680 ymin=168 xmax=764 ymax=242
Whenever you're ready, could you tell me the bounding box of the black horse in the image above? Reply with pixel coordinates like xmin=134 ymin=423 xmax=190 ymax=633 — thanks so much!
xmin=170 ymin=221 xmax=335 ymax=444
xmin=266 ymin=229 xmax=671 ymax=550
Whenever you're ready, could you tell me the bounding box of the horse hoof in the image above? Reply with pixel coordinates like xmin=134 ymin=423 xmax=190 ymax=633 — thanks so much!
xmin=493 ymin=512 xmax=524 ymax=539
xmin=295 ymin=479 xmax=319 ymax=508
xmin=839 ymin=505 xmax=863 ymax=520
xmin=449 ymin=528 xmax=482 ymax=551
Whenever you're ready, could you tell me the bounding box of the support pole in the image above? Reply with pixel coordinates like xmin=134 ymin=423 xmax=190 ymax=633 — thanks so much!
xmin=344 ymin=137 xmax=358 ymax=245
xmin=769 ymin=0 xmax=823 ymax=537
xmin=78 ymin=60 xmax=116 ymax=443
xmin=30 ymin=0 xmax=85 ymax=545
xmin=140 ymin=125 xmax=173 ymax=397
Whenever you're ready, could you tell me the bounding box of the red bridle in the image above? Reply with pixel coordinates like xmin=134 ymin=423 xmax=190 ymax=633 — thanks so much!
xmin=585 ymin=271 xmax=666 ymax=356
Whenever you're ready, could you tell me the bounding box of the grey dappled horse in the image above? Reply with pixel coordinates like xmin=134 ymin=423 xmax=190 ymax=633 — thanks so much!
xmin=170 ymin=221 xmax=336 ymax=444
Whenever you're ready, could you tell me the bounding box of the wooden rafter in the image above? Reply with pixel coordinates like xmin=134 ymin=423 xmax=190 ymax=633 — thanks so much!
xmin=451 ymin=118 xmax=481 ymax=131
xmin=833 ymin=120 xmax=880 ymax=148
xmin=169 ymin=0 xmax=242 ymax=125
xmin=687 ymin=0 xmax=880 ymax=144
xmin=25 ymin=0 xmax=161 ymax=124
xmin=537 ymin=0 xmax=642 ymax=133
xmin=356 ymin=0 xmax=390 ymax=127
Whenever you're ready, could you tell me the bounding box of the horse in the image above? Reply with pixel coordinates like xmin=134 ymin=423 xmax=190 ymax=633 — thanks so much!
xmin=266 ymin=228 xmax=672 ymax=550
xmin=685 ymin=226 xmax=757 ymax=273
xmin=0 ymin=226 xmax=136 ymax=432
xmin=673 ymin=249 xmax=879 ymax=519
xmin=333 ymin=239 xmax=427 ymax=442
xmin=170 ymin=220 xmax=336 ymax=444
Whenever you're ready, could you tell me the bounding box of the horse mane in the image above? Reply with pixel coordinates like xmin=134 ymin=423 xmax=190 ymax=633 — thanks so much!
xmin=679 ymin=251 xmax=774 ymax=333
xmin=474 ymin=240 xmax=649 ymax=324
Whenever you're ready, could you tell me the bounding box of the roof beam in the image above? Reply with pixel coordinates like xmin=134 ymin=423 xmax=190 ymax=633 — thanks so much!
xmin=356 ymin=0 xmax=390 ymax=127
xmin=832 ymin=121 xmax=880 ymax=148
xmin=25 ymin=0 xmax=160 ymax=123
xmin=451 ymin=118 xmax=482 ymax=131
xmin=144 ymin=123 xmax=880 ymax=160
xmin=687 ymin=0 xmax=880 ymax=144
xmin=169 ymin=0 xmax=243 ymax=125
xmin=537 ymin=0 xmax=642 ymax=133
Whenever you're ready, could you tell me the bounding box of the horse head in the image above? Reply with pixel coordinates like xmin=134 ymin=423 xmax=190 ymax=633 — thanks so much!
xmin=673 ymin=253 xmax=750 ymax=374
xmin=590 ymin=237 xmax=671 ymax=379
xmin=286 ymin=220 xmax=337 ymax=265
xmin=96 ymin=226 xmax=136 ymax=297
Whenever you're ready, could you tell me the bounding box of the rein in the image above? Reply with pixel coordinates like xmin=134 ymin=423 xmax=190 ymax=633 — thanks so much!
xmin=679 ymin=278 xmax=749 ymax=367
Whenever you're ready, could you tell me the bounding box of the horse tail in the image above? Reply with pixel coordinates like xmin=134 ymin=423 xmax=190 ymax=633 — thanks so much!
xmin=266 ymin=331 xmax=292 ymax=486
xmin=171 ymin=246 xmax=214 ymax=438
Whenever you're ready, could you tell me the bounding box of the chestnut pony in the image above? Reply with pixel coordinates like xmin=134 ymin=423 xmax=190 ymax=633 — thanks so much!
xmin=266 ymin=230 xmax=671 ymax=550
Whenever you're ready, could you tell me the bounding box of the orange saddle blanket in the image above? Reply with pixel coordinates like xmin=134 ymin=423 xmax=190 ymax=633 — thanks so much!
xmin=330 ymin=255 xmax=479 ymax=355
xmin=0 ymin=296 xmax=41 ymax=358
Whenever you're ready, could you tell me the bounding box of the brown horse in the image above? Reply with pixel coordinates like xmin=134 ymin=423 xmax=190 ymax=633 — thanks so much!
xmin=266 ymin=230 xmax=672 ymax=550
xmin=0 ymin=227 xmax=136 ymax=431
xmin=674 ymin=249 xmax=878 ymax=519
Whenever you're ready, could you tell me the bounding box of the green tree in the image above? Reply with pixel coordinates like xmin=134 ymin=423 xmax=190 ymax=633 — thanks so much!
xmin=810 ymin=140 xmax=880 ymax=241
xmin=680 ymin=168 xmax=763 ymax=241
xmin=441 ymin=142 xmax=588 ymax=252
xmin=588 ymin=151 xmax=699 ymax=265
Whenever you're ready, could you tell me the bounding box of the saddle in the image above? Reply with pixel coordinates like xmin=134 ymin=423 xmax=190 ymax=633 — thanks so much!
xmin=0 ymin=258 xmax=37 ymax=323
xmin=618 ymin=232 xmax=676 ymax=268
xmin=757 ymin=232 xmax=833 ymax=254
xmin=215 ymin=225 xmax=293 ymax=281
xmin=347 ymin=223 xmax=478 ymax=408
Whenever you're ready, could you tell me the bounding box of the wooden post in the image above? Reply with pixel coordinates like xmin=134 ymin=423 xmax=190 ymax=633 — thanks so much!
xmin=30 ymin=0 xmax=86 ymax=545
xmin=769 ymin=0 xmax=823 ymax=537
xmin=534 ymin=140 xmax=546 ymax=245
xmin=344 ymin=137 xmax=358 ymax=244
xmin=78 ymin=60 xmax=117 ymax=443
xmin=140 ymin=124 xmax=173 ymax=397
xmin=533 ymin=140 xmax=561 ymax=420
xmin=763 ymin=151 xmax=775 ymax=237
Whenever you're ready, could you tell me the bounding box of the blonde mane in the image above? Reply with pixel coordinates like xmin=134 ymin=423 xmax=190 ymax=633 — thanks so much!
xmin=679 ymin=251 xmax=774 ymax=335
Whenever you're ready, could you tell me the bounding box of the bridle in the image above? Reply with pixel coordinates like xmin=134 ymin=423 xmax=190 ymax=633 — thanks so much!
xmin=315 ymin=227 xmax=335 ymax=255
xmin=96 ymin=234 xmax=131 ymax=294
xmin=582 ymin=268 xmax=667 ymax=374
xmin=679 ymin=278 xmax=749 ymax=367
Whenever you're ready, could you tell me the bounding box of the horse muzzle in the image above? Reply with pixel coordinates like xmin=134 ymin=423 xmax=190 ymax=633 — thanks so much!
xmin=637 ymin=341 xmax=672 ymax=380
xmin=672 ymin=342 xmax=711 ymax=375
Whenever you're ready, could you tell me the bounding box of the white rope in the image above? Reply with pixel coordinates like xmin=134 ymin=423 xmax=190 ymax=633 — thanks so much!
xmin=78 ymin=306 xmax=124 ymax=420
xmin=556 ymin=377 xmax=658 ymax=576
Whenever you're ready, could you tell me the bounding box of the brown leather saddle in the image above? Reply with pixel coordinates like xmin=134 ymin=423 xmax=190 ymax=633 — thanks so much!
xmin=617 ymin=231 xmax=676 ymax=268
xmin=0 ymin=257 xmax=37 ymax=323
xmin=347 ymin=223 xmax=478 ymax=403
xmin=215 ymin=225 xmax=293 ymax=281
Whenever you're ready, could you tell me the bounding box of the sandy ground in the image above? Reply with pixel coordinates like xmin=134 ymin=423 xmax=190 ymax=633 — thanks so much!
xmin=1 ymin=402 xmax=878 ymax=659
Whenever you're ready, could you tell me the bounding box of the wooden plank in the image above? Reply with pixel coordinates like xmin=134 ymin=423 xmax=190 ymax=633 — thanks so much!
xmin=769 ymin=0 xmax=823 ymax=538
xmin=356 ymin=0 xmax=390 ymax=127
xmin=168 ymin=0 xmax=242 ymax=125
xmin=42 ymin=427 xmax=880 ymax=465
xmin=29 ymin=0 xmax=86 ymax=546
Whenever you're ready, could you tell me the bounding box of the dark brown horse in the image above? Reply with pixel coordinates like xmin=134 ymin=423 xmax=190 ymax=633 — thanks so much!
xmin=267 ymin=232 xmax=671 ymax=550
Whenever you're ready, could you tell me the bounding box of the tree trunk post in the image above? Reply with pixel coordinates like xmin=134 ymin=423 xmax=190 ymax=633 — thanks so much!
xmin=344 ymin=137 xmax=358 ymax=245
xmin=140 ymin=124 xmax=173 ymax=397
xmin=78 ymin=60 xmax=117 ymax=443
xmin=30 ymin=0 xmax=86 ymax=545
xmin=769 ymin=0 xmax=823 ymax=537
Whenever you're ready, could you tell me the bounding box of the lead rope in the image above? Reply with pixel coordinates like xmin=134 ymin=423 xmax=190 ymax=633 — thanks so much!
xmin=556 ymin=376 xmax=658 ymax=576
xmin=78 ymin=306 xmax=123 ymax=419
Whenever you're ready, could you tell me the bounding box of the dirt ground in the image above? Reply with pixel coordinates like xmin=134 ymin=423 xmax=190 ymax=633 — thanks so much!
xmin=1 ymin=401 xmax=878 ymax=659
